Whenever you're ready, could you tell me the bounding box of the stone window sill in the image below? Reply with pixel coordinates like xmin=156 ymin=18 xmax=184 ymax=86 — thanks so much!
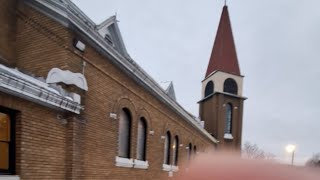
xmin=115 ymin=156 xmax=134 ymax=168
xmin=224 ymin=133 xmax=234 ymax=140
xmin=0 ymin=176 xmax=20 ymax=180
xmin=162 ymin=164 xmax=172 ymax=171
xmin=133 ymin=159 xmax=149 ymax=169
xmin=172 ymin=165 xmax=179 ymax=172
xmin=162 ymin=164 xmax=179 ymax=172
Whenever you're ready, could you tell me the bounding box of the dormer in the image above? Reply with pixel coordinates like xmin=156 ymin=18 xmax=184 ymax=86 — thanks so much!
xmin=165 ymin=82 xmax=176 ymax=101
xmin=96 ymin=16 xmax=130 ymax=58
xmin=160 ymin=81 xmax=177 ymax=101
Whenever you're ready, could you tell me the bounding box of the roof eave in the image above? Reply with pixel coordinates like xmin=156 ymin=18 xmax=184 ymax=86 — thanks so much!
xmin=26 ymin=0 xmax=218 ymax=144
xmin=202 ymin=70 xmax=244 ymax=82
xmin=198 ymin=91 xmax=247 ymax=103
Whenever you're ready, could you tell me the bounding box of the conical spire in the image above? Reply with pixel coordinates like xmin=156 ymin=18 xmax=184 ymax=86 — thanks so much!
xmin=205 ymin=6 xmax=241 ymax=77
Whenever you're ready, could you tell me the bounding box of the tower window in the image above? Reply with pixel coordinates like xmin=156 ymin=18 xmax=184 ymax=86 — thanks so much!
xmin=223 ymin=78 xmax=238 ymax=95
xmin=204 ymin=81 xmax=214 ymax=97
xmin=172 ymin=136 xmax=179 ymax=166
xmin=118 ymin=108 xmax=132 ymax=158
xmin=225 ymin=103 xmax=233 ymax=134
xmin=136 ymin=117 xmax=147 ymax=161
xmin=163 ymin=131 xmax=171 ymax=165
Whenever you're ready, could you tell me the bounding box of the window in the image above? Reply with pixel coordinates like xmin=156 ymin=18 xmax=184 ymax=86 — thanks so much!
xmin=104 ymin=34 xmax=113 ymax=45
xmin=163 ymin=131 xmax=171 ymax=165
xmin=172 ymin=136 xmax=179 ymax=166
xmin=118 ymin=108 xmax=131 ymax=158
xmin=188 ymin=143 xmax=192 ymax=161
xmin=204 ymin=81 xmax=214 ymax=97
xmin=136 ymin=117 xmax=147 ymax=161
xmin=225 ymin=103 xmax=233 ymax=134
xmin=0 ymin=110 xmax=15 ymax=175
xmin=223 ymin=78 xmax=238 ymax=94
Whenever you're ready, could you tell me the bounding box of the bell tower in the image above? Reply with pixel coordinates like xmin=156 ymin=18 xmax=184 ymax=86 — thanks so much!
xmin=199 ymin=5 xmax=246 ymax=151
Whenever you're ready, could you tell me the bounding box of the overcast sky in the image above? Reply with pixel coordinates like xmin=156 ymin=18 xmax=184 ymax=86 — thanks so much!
xmin=71 ymin=0 xmax=320 ymax=165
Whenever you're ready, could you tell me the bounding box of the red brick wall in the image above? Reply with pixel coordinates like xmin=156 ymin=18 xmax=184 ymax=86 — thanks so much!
xmin=15 ymin=2 xmax=78 ymax=77
xmin=0 ymin=92 xmax=68 ymax=179
xmin=0 ymin=0 xmax=17 ymax=66
xmin=0 ymin=2 xmax=216 ymax=179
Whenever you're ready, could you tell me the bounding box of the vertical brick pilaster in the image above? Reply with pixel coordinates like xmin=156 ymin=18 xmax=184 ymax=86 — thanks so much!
xmin=66 ymin=116 xmax=86 ymax=180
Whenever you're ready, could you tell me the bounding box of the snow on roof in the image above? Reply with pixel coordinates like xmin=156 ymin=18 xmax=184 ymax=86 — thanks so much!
xmin=0 ymin=64 xmax=83 ymax=113
xmin=0 ymin=64 xmax=59 ymax=94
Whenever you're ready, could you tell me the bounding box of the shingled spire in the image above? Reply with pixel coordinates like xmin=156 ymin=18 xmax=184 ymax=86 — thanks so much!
xmin=205 ymin=5 xmax=241 ymax=77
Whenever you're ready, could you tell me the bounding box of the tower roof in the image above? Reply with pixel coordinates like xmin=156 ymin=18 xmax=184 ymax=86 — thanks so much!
xmin=205 ymin=6 xmax=241 ymax=77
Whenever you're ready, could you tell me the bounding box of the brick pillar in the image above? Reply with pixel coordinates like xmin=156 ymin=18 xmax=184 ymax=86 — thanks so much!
xmin=66 ymin=116 xmax=86 ymax=180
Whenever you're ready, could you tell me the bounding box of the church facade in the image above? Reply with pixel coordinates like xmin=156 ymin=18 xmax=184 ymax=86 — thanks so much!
xmin=0 ymin=0 xmax=244 ymax=179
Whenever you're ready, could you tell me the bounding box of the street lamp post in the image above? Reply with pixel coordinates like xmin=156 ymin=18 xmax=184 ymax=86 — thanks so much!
xmin=286 ymin=144 xmax=296 ymax=166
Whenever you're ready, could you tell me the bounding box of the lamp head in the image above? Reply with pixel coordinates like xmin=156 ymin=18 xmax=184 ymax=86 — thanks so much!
xmin=286 ymin=144 xmax=296 ymax=153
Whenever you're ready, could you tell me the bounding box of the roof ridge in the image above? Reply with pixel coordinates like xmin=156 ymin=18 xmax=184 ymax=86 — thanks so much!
xmin=96 ymin=15 xmax=117 ymax=29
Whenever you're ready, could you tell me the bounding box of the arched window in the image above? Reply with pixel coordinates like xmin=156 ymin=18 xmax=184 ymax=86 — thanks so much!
xmin=204 ymin=81 xmax=214 ymax=97
xmin=163 ymin=131 xmax=171 ymax=165
xmin=225 ymin=103 xmax=233 ymax=134
xmin=118 ymin=108 xmax=131 ymax=158
xmin=188 ymin=143 xmax=192 ymax=161
xmin=223 ymin=78 xmax=238 ymax=94
xmin=172 ymin=136 xmax=179 ymax=166
xmin=136 ymin=117 xmax=147 ymax=161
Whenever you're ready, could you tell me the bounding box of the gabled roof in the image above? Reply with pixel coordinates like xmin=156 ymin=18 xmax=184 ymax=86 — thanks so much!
xmin=96 ymin=16 xmax=130 ymax=58
xmin=205 ymin=6 xmax=241 ymax=77
xmin=165 ymin=82 xmax=176 ymax=101
xmin=160 ymin=81 xmax=176 ymax=101
xmin=96 ymin=15 xmax=117 ymax=29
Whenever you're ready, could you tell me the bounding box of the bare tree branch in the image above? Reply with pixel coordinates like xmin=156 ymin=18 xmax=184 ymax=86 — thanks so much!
xmin=306 ymin=153 xmax=320 ymax=167
xmin=242 ymin=142 xmax=276 ymax=160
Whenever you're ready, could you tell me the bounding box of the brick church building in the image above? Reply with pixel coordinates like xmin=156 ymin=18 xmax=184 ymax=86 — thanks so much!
xmin=0 ymin=0 xmax=245 ymax=179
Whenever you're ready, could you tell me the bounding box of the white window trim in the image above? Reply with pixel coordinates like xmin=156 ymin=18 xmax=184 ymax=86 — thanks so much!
xmin=162 ymin=164 xmax=172 ymax=171
xmin=133 ymin=159 xmax=149 ymax=169
xmin=172 ymin=165 xmax=179 ymax=172
xmin=0 ymin=176 xmax=20 ymax=180
xmin=162 ymin=164 xmax=179 ymax=172
xmin=224 ymin=133 xmax=234 ymax=140
xmin=115 ymin=156 xmax=134 ymax=168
